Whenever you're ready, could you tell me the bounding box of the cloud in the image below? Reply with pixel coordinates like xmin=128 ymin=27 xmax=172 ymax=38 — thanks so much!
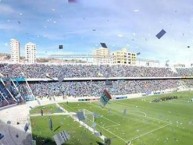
xmin=0 ymin=0 xmax=193 ymax=64
xmin=117 ymin=34 xmax=123 ymax=37
xmin=37 ymin=49 xmax=76 ymax=58
xmin=135 ymin=36 xmax=193 ymax=64
xmin=41 ymin=33 xmax=65 ymax=41
xmin=133 ymin=9 xmax=140 ymax=12
xmin=0 ymin=4 xmax=14 ymax=15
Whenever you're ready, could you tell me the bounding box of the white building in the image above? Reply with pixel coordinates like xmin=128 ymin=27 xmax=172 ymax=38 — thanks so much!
xmin=25 ymin=42 xmax=36 ymax=63
xmin=10 ymin=39 xmax=20 ymax=63
xmin=93 ymin=47 xmax=111 ymax=64
xmin=112 ymin=48 xmax=136 ymax=65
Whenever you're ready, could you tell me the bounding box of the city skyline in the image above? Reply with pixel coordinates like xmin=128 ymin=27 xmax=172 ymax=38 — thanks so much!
xmin=0 ymin=0 xmax=193 ymax=64
xmin=9 ymin=38 xmax=37 ymax=63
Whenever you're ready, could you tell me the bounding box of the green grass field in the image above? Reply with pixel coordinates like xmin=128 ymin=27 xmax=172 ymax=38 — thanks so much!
xmin=30 ymin=91 xmax=193 ymax=145
xmin=30 ymin=104 xmax=60 ymax=114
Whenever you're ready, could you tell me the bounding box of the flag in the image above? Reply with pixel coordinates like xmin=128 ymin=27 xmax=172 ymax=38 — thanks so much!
xmin=0 ymin=133 xmax=4 ymax=140
xmin=59 ymin=45 xmax=63 ymax=49
xmin=156 ymin=29 xmax=166 ymax=39
xmin=137 ymin=52 xmax=140 ymax=55
xmin=24 ymin=123 xmax=29 ymax=132
xmin=53 ymin=131 xmax=70 ymax=144
xmin=100 ymin=89 xmax=112 ymax=106
xmin=100 ymin=43 xmax=107 ymax=48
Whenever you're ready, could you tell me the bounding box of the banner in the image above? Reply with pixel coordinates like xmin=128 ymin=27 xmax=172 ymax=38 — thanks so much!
xmin=100 ymin=89 xmax=112 ymax=106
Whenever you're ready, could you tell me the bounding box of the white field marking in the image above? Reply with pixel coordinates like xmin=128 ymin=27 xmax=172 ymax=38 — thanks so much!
xmin=105 ymin=124 xmax=120 ymax=128
xmin=55 ymin=103 xmax=107 ymax=141
xmin=126 ymin=111 xmax=169 ymax=124
xmin=62 ymin=103 xmax=79 ymax=111
xmin=87 ymin=104 xmax=122 ymax=126
xmin=128 ymin=110 xmax=147 ymax=117
xmin=108 ymin=106 xmax=169 ymax=123
xmin=55 ymin=103 xmax=68 ymax=112
xmin=64 ymin=103 xmax=121 ymax=128
xmin=101 ymin=116 xmax=120 ymax=126
xmin=71 ymin=103 xmax=120 ymax=126
xmin=30 ymin=112 xmax=76 ymax=117
xmin=89 ymin=102 xmax=171 ymax=141
xmin=112 ymin=102 xmax=169 ymax=124
xmin=95 ymin=103 xmax=169 ymax=124
xmin=91 ymin=102 xmax=149 ymax=126
xmin=98 ymin=125 xmax=127 ymax=144
xmin=129 ymin=122 xmax=172 ymax=142
xmin=140 ymin=111 xmax=147 ymax=117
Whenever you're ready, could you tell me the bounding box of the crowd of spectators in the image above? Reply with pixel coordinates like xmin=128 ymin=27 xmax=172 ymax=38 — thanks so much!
xmin=176 ymin=68 xmax=193 ymax=76
xmin=0 ymin=63 xmax=176 ymax=78
xmin=2 ymin=63 xmax=193 ymax=108
xmin=30 ymin=80 xmax=179 ymax=97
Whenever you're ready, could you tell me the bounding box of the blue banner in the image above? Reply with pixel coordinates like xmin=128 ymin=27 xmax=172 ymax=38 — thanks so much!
xmin=14 ymin=77 xmax=26 ymax=82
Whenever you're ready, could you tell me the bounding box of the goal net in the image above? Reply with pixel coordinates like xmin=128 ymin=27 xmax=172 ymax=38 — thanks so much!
xmin=82 ymin=109 xmax=94 ymax=126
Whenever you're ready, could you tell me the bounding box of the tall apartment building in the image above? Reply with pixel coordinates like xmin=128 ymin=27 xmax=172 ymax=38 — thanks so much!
xmin=93 ymin=47 xmax=111 ymax=64
xmin=112 ymin=48 xmax=136 ymax=65
xmin=25 ymin=42 xmax=36 ymax=63
xmin=10 ymin=39 xmax=20 ymax=63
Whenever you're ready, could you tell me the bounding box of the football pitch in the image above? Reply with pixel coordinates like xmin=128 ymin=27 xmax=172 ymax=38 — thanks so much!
xmin=30 ymin=91 xmax=193 ymax=145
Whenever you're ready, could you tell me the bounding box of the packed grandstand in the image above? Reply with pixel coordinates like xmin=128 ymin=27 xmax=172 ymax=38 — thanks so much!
xmin=0 ymin=63 xmax=193 ymax=108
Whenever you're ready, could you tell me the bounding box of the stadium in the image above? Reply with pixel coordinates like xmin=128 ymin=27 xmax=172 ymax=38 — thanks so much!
xmin=1 ymin=0 xmax=193 ymax=145
xmin=0 ymin=64 xmax=193 ymax=145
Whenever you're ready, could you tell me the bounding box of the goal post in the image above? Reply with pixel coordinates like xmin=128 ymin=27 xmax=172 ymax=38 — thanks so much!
xmin=82 ymin=109 xmax=95 ymax=126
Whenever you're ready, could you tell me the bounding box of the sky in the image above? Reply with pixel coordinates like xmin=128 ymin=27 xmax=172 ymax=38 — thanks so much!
xmin=0 ymin=0 xmax=193 ymax=64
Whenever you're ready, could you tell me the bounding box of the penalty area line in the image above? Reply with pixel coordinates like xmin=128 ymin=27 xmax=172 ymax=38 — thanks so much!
xmin=113 ymin=102 xmax=169 ymax=124
xmin=105 ymin=124 xmax=120 ymax=128
xmin=129 ymin=122 xmax=172 ymax=142
xmin=98 ymin=125 xmax=127 ymax=144
xmin=101 ymin=116 xmax=120 ymax=126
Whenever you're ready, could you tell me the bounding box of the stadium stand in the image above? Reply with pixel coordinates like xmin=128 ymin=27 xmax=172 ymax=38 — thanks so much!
xmin=0 ymin=63 xmax=177 ymax=78
xmin=176 ymin=68 xmax=193 ymax=76
xmin=0 ymin=63 xmax=192 ymax=108
xmin=30 ymin=80 xmax=178 ymax=97
xmin=0 ymin=63 xmax=193 ymax=145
